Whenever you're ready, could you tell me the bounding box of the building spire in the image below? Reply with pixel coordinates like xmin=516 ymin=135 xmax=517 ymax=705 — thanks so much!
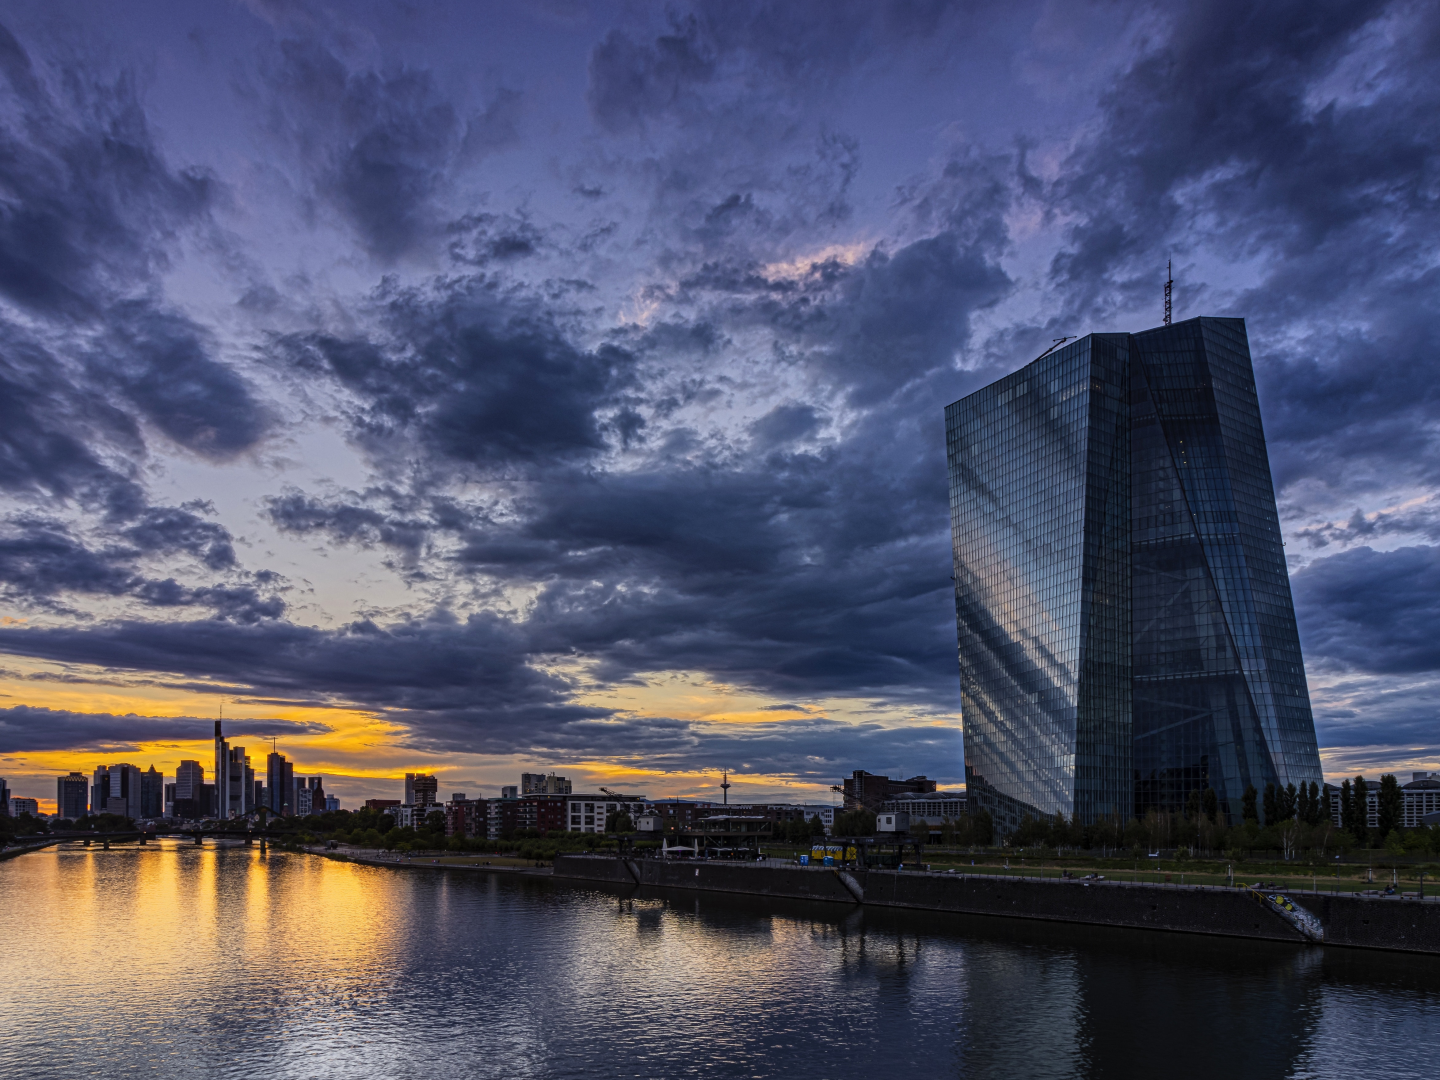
xmin=1164 ymin=258 xmax=1173 ymax=326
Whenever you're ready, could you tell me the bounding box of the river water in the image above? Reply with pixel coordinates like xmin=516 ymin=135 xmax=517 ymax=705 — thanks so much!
xmin=1 ymin=840 xmax=1435 ymax=1078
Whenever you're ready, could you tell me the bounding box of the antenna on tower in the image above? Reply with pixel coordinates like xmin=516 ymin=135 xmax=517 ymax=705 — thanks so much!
xmin=1164 ymin=258 xmax=1173 ymax=326
xmin=720 ymin=770 xmax=731 ymax=806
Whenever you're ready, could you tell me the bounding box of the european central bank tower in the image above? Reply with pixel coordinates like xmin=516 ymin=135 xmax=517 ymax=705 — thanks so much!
xmin=946 ymin=317 xmax=1322 ymax=833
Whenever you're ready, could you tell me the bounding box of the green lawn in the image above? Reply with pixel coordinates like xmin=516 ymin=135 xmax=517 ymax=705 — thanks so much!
xmin=758 ymin=845 xmax=1439 ymax=896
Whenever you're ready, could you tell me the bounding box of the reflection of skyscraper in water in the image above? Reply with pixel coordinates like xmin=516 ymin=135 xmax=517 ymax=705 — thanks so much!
xmin=946 ymin=318 xmax=1322 ymax=832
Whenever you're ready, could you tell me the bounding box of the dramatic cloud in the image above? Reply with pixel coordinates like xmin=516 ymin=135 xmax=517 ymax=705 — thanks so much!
xmin=0 ymin=1 xmax=1432 ymax=790
xmin=0 ymin=705 xmax=327 ymax=754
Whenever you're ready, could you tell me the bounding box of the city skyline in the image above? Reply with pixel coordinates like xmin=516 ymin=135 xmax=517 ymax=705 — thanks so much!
xmin=1 ymin=3 xmax=1438 ymax=811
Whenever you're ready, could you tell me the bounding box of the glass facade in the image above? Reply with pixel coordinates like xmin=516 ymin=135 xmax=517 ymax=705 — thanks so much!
xmin=947 ymin=317 xmax=1321 ymax=831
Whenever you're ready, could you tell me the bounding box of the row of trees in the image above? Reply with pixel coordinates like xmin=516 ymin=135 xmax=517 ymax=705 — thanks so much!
xmin=1338 ymin=774 xmax=1406 ymax=845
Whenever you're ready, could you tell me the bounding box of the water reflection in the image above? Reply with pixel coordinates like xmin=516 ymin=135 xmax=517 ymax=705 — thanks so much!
xmin=0 ymin=841 xmax=1434 ymax=1078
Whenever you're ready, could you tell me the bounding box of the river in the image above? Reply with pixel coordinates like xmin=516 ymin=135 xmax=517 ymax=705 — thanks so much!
xmin=0 ymin=839 xmax=1435 ymax=1078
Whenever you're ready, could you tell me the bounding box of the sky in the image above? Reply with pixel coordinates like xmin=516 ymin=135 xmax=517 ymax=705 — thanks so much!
xmin=0 ymin=0 xmax=1437 ymax=812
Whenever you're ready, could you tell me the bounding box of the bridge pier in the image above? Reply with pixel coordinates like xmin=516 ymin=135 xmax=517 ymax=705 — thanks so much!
xmin=102 ymin=840 xmax=110 ymax=850
xmin=259 ymin=836 xmax=267 ymax=854
xmin=194 ymin=833 xmax=203 ymax=845
xmin=139 ymin=834 xmax=147 ymax=845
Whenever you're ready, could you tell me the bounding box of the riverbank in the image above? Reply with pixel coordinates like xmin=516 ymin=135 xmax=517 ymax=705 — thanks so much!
xmin=552 ymin=854 xmax=1440 ymax=955
xmin=304 ymin=846 xmax=555 ymax=876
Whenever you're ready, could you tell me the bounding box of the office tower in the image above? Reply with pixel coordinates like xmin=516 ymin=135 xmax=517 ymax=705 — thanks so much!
xmin=310 ymin=778 xmax=326 ymax=813
xmin=212 ymin=722 xmax=254 ymax=817
xmin=325 ymin=795 xmax=339 ymax=812
xmin=295 ymin=784 xmax=312 ymax=816
xmin=57 ymin=773 xmax=89 ymax=820
xmin=175 ymin=760 xmax=204 ymax=800
xmin=140 ymin=766 xmax=164 ymax=819
xmin=198 ymin=783 xmax=216 ymax=817
xmin=266 ymin=752 xmax=294 ymax=815
xmin=164 ymin=783 xmax=176 ymax=818
xmin=0 ymin=777 xmax=10 ymax=816
xmin=91 ymin=764 xmax=143 ymax=818
xmin=946 ymin=317 xmax=1322 ymax=833
xmin=213 ymin=721 xmax=229 ymax=816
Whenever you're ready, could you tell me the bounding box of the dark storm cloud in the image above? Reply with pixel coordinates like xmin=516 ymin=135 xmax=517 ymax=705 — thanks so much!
xmin=0 ymin=613 xmax=602 ymax=744
xmin=0 ymin=16 xmax=268 ymax=517
xmin=261 ymin=39 xmax=521 ymax=260
xmin=273 ymin=276 xmax=638 ymax=472
xmin=1293 ymin=545 xmax=1440 ymax=676
xmin=586 ymin=2 xmax=961 ymax=134
xmin=0 ymin=705 xmax=326 ymax=754
xmin=1047 ymin=0 xmax=1440 ymax=491
xmin=0 ymin=516 xmax=275 ymax=619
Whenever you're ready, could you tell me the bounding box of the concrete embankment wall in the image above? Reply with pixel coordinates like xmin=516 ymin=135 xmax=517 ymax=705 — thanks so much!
xmin=552 ymin=855 xmax=1440 ymax=954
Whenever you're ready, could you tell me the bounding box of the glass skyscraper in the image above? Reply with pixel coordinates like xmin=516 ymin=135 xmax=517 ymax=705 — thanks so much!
xmin=946 ymin=317 xmax=1321 ymax=832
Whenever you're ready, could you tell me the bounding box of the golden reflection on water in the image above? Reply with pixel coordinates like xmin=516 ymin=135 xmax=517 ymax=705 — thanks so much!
xmin=1 ymin=841 xmax=1434 ymax=1079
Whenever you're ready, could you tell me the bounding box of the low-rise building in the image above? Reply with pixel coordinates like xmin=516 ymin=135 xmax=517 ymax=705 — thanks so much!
xmin=1328 ymin=774 xmax=1440 ymax=830
xmin=565 ymin=794 xmax=648 ymax=833
xmin=10 ymin=797 xmax=39 ymax=817
xmin=445 ymin=798 xmax=487 ymax=838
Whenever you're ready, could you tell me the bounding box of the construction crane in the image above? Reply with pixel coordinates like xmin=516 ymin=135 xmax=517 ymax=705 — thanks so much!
xmin=831 ymin=784 xmax=886 ymax=812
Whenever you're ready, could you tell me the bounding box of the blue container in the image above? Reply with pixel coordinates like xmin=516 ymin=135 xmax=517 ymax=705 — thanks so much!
xmin=799 ymin=854 xmax=809 ymax=865
xmin=823 ymin=856 xmax=835 ymax=867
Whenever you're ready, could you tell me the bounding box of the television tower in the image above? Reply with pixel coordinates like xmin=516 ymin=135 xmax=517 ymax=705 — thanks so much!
xmin=720 ymin=770 xmax=731 ymax=805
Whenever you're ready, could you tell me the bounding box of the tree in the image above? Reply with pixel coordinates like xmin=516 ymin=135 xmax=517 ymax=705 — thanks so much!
xmin=424 ymin=810 xmax=447 ymax=833
xmin=971 ymin=809 xmax=994 ymax=846
xmin=909 ymin=816 xmax=931 ymax=846
xmin=1243 ymin=785 xmax=1258 ymax=824
xmin=606 ymin=810 xmax=634 ymax=833
xmin=1201 ymin=787 xmax=1219 ymax=824
xmin=1351 ymin=776 xmax=1370 ymax=845
xmin=809 ymin=815 xmax=826 ymax=837
xmin=1282 ymin=782 xmax=1298 ymax=821
xmin=1262 ymin=783 xmax=1278 ymax=824
xmin=1377 ymin=774 xmax=1403 ymax=838
xmin=1186 ymin=789 xmax=1203 ymax=823
xmin=1339 ymin=779 xmax=1353 ymax=833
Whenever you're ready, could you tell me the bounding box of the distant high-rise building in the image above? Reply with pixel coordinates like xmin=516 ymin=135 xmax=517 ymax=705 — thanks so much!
xmin=10 ymin=797 xmax=38 ymax=817
xmin=213 ymin=721 xmax=228 ymax=815
xmin=521 ymin=772 xmax=572 ymax=795
xmin=325 ymin=795 xmax=339 ymax=812
xmin=946 ymin=317 xmax=1323 ymax=833
xmin=295 ymin=785 xmax=312 ymax=816
xmin=175 ymin=760 xmax=204 ymax=801
xmin=0 ymin=778 xmax=9 ymax=817
xmin=500 ymin=785 xmax=518 ymax=800
xmin=163 ymin=782 xmax=176 ymax=818
xmin=140 ymin=766 xmax=164 ymax=819
xmin=91 ymin=764 xmax=143 ymax=818
xmin=56 ymin=773 xmax=88 ymax=820
xmin=266 ymin=752 xmax=294 ymax=815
